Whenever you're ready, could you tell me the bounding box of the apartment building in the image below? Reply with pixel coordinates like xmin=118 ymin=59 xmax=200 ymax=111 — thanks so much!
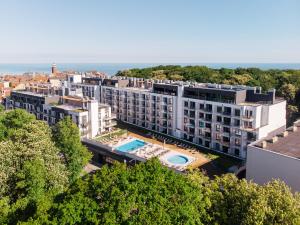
xmin=7 ymin=88 xmax=115 ymax=138
xmin=67 ymin=77 xmax=102 ymax=101
xmin=99 ymin=77 xmax=286 ymax=159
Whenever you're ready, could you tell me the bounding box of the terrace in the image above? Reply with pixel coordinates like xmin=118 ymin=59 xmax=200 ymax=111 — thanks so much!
xmin=89 ymin=123 xmax=241 ymax=175
xmin=92 ymin=129 xmax=196 ymax=171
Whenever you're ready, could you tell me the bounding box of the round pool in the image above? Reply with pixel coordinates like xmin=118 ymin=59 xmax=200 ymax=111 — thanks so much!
xmin=167 ymin=155 xmax=189 ymax=165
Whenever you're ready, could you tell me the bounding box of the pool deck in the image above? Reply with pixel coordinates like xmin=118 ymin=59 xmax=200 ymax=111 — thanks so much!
xmin=127 ymin=131 xmax=210 ymax=170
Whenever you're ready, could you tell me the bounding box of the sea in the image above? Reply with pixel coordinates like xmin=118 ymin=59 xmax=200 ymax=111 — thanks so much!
xmin=0 ymin=63 xmax=300 ymax=76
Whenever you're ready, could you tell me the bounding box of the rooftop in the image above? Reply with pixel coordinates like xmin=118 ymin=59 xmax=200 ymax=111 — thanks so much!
xmin=53 ymin=104 xmax=87 ymax=113
xmin=63 ymin=95 xmax=89 ymax=102
xmin=254 ymin=120 xmax=300 ymax=159
xmin=12 ymin=90 xmax=55 ymax=98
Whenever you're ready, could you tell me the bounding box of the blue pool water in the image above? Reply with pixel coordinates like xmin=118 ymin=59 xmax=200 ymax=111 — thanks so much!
xmin=167 ymin=155 xmax=189 ymax=165
xmin=116 ymin=140 xmax=146 ymax=153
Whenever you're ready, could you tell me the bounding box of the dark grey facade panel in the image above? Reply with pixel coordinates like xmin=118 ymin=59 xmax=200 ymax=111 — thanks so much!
xmin=246 ymin=90 xmax=275 ymax=104
xmin=153 ymin=84 xmax=178 ymax=96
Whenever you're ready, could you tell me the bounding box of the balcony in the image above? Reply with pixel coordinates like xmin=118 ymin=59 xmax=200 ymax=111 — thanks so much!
xmin=242 ymin=116 xmax=254 ymax=121
xmin=221 ymin=141 xmax=230 ymax=147
xmin=104 ymin=114 xmax=117 ymax=120
xmin=186 ymin=123 xmax=195 ymax=128
xmin=104 ymin=121 xmax=117 ymax=128
xmin=204 ymin=127 xmax=211 ymax=132
xmin=223 ymin=111 xmax=231 ymax=116
xmin=204 ymin=107 xmax=212 ymax=112
xmin=222 ymin=132 xmax=230 ymax=138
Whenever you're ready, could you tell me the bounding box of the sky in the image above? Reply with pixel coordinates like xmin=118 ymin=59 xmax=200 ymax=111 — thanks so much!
xmin=0 ymin=0 xmax=299 ymax=63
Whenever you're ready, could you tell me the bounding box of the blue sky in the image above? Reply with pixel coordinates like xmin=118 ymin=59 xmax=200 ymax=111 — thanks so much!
xmin=0 ymin=0 xmax=299 ymax=63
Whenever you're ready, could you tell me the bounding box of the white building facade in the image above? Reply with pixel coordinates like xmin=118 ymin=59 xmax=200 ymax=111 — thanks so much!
xmin=99 ymin=78 xmax=286 ymax=159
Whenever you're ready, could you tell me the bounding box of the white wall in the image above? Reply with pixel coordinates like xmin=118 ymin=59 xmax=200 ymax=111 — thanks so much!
xmin=88 ymin=100 xmax=99 ymax=138
xmin=257 ymin=101 xmax=286 ymax=139
xmin=68 ymin=74 xmax=82 ymax=85
xmin=246 ymin=145 xmax=300 ymax=193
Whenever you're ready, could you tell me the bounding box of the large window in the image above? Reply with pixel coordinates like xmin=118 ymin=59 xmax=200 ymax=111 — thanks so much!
xmin=235 ymin=109 xmax=241 ymax=117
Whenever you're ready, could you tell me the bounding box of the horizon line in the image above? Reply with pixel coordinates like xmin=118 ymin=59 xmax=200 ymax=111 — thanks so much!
xmin=0 ymin=62 xmax=300 ymax=64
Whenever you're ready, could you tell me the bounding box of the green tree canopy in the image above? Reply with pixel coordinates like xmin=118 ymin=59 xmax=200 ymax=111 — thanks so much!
xmin=278 ymin=83 xmax=297 ymax=104
xmin=53 ymin=116 xmax=91 ymax=183
xmin=0 ymin=109 xmax=35 ymax=140
xmin=42 ymin=159 xmax=211 ymax=225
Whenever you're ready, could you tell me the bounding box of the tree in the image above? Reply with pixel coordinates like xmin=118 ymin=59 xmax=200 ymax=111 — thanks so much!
xmin=207 ymin=174 xmax=300 ymax=225
xmin=2 ymin=109 xmax=35 ymax=130
xmin=53 ymin=117 xmax=91 ymax=183
xmin=39 ymin=159 xmax=211 ymax=225
xmin=0 ymin=120 xmax=69 ymax=198
xmin=278 ymin=83 xmax=297 ymax=104
xmin=0 ymin=119 xmax=69 ymax=224
xmin=0 ymin=109 xmax=35 ymax=139
xmin=0 ymin=104 xmax=5 ymax=112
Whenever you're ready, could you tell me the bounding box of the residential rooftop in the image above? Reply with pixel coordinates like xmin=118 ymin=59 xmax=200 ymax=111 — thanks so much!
xmin=12 ymin=90 xmax=56 ymax=98
xmin=253 ymin=120 xmax=300 ymax=159
xmin=52 ymin=104 xmax=87 ymax=113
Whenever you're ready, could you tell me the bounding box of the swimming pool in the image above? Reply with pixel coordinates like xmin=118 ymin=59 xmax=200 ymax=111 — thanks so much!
xmin=116 ymin=139 xmax=146 ymax=153
xmin=167 ymin=155 xmax=189 ymax=165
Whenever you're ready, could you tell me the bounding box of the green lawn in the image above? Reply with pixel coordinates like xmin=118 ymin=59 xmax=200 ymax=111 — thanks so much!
xmin=94 ymin=128 xmax=127 ymax=142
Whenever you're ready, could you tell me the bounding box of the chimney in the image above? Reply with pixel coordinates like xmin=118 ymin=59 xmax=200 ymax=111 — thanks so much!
xmin=261 ymin=141 xmax=267 ymax=148
xmin=282 ymin=131 xmax=289 ymax=137
xmin=292 ymin=125 xmax=298 ymax=132
xmin=270 ymin=136 xmax=278 ymax=143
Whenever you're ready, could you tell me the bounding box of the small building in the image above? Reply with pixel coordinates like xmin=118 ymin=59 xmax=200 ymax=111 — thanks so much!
xmin=246 ymin=120 xmax=300 ymax=192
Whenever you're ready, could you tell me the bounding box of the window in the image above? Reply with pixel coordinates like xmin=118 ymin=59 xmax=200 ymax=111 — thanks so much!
xmin=205 ymin=141 xmax=210 ymax=148
xmin=190 ymin=111 xmax=195 ymax=118
xmin=247 ymin=132 xmax=256 ymax=141
xmin=189 ymin=119 xmax=195 ymax=126
xmin=215 ymin=124 xmax=221 ymax=131
xmin=234 ymin=148 xmax=240 ymax=156
xmin=184 ymin=101 xmax=189 ymax=107
xmin=235 ymin=138 xmax=241 ymax=146
xmin=223 ymin=136 xmax=230 ymax=142
xmin=205 ymin=104 xmax=212 ymax=112
xmin=205 ymin=114 xmax=212 ymax=121
xmin=217 ymin=106 xmax=222 ymax=113
xmin=198 ymin=138 xmax=203 ymax=145
xmin=199 ymin=121 xmax=205 ymax=128
xmin=215 ymin=143 xmax=220 ymax=150
xmin=224 ymin=107 xmax=231 ymax=115
xmin=190 ymin=101 xmax=195 ymax=109
xmin=223 ymin=127 xmax=230 ymax=133
xmin=234 ymin=119 xmax=240 ymax=126
xmin=199 ymin=112 xmax=204 ymax=119
xmin=217 ymin=116 xmax=222 ymax=123
xmin=216 ymin=133 xmax=221 ymax=140
xmin=235 ymin=109 xmax=241 ymax=117
xmin=245 ymin=110 xmax=253 ymax=118
xmin=244 ymin=121 xmax=253 ymax=128
xmin=223 ymin=146 xmax=229 ymax=153
xmin=199 ymin=103 xmax=204 ymax=110
xmin=223 ymin=117 xmax=231 ymax=126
